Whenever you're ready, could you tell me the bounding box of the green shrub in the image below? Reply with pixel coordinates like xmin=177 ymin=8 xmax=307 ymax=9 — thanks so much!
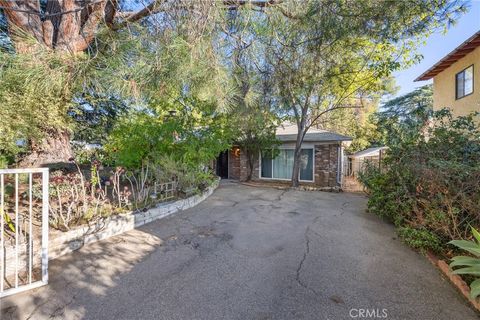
xmin=105 ymin=106 xmax=232 ymax=169
xmin=0 ymin=155 xmax=9 ymax=169
xmin=397 ymin=227 xmax=442 ymax=252
xmin=151 ymin=155 xmax=216 ymax=195
xmin=360 ymin=110 xmax=480 ymax=254
xmin=72 ymin=144 xmax=114 ymax=166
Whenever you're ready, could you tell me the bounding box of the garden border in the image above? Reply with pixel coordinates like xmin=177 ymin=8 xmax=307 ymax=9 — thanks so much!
xmin=48 ymin=178 xmax=220 ymax=260
xmin=426 ymin=251 xmax=480 ymax=312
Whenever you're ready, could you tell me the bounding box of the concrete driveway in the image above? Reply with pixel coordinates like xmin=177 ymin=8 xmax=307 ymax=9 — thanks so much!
xmin=1 ymin=182 xmax=477 ymax=320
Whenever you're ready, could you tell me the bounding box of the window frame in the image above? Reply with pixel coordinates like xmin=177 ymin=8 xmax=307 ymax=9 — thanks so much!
xmin=259 ymin=147 xmax=315 ymax=182
xmin=455 ymin=64 xmax=474 ymax=100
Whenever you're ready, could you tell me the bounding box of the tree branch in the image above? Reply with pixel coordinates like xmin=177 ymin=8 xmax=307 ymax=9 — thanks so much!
xmin=223 ymin=0 xmax=283 ymax=9
xmin=63 ymin=0 xmax=106 ymax=52
xmin=111 ymin=0 xmax=168 ymax=30
xmin=104 ymin=0 xmax=118 ymax=28
xmin=0 ymin=0 xmax=45 ymax=47
xmin=0 ymin=0 xmax=106 ymax=17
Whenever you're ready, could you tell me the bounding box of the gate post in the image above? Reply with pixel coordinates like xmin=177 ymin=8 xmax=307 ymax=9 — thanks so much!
xmin=41 ymin=168 xmax=49 ymax=285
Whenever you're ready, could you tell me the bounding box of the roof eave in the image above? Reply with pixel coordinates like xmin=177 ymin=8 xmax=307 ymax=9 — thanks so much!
xmin=415 ymin=30 xmax=480 ymax=82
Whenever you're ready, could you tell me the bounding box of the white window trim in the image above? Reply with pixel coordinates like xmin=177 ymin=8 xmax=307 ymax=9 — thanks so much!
xmin=259 ymin=147 xmax=315 ymax=182
xmin=455 ymin=64 xmax=474 ymax=100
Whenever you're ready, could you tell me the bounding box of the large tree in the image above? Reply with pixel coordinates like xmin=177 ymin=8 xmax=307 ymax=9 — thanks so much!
xmin=223 ymin=8 xmax=280 ymax=180
xmin=254 ymin=0 xmax=466 ymax=187
xmin=374 ymin=84 xmax=434 ymax=147
xmin=0 ymin=0 xmax=468 ymax=171
xmin=0 ymin=0 xmax=170 ymax=165
xmin=0 ymin=0 xmax=282 ymax=166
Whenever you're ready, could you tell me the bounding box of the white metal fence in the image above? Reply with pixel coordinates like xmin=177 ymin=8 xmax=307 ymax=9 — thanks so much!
xmin=0 ymin=168 xmax=49 ymax=298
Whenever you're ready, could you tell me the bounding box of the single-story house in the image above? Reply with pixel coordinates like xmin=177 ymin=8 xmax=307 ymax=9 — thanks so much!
xmin=215 ymin=123 xmax=352 ymax=188
xmin=345 ymin=146 xmax=387 ymax=177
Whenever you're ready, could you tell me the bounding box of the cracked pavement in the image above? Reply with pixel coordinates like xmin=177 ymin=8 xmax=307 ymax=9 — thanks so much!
xmin=1 ymin=181 xmax=477 ymax=319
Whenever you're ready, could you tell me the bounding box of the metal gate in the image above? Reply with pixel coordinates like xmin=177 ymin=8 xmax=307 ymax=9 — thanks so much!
xmin=0 ymin=168 xmax=49 ymax=298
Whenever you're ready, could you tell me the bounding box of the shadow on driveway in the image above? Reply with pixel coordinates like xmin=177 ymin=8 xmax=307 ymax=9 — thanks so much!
xmin=1 ymin=182 xmax=477 ymax=319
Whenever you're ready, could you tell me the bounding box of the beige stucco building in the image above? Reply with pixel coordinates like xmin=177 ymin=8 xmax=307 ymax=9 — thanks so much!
xmin=416 ymin=30 xmax=480 ymax=117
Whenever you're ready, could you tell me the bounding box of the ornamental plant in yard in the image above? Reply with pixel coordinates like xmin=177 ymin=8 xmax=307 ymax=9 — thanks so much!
xmin=449 ymin=228 xmax=480 ymax=299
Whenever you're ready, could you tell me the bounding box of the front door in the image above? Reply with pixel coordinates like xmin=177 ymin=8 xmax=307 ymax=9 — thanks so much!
xmin=216 ymin=151 xmax=229 ymax=179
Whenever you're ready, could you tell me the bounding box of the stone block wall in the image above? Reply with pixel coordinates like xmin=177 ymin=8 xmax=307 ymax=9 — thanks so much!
xmin=228 ymin=148 xmax=241 ymax=180
xmin=239 ymin=148 xmax=258 ymax=181
xmin=314 ymin=144 xmax=339 ymax=187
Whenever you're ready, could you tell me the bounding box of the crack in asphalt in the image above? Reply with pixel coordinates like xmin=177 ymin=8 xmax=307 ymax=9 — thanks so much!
xmin=49 ymin=293 xmax=77 ymax=319
xmin=23 ymin=276 xmax=79 ymax=319
xmin=277 ymin=189 xmax=288 ymax=201
xmin=295 ymin=216 xmax=321 ymax=296
xmin=340 ymin=201 xmax=349 ymax=215
xmin=25 ymin=299 xmax=49 ymax=320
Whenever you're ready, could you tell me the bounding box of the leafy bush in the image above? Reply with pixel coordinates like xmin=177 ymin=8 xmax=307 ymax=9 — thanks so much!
xmin=397 ymin=227 xmax=441 ymax=252
xmin=105 ymin=102 xmax=233 ymax=169
xmin=152 ymin=155 xmax=216 ymax=195
xmin=449 ymin=227 xmax=480 ymax=299
xmin=72 ymin=143 xmax=114 ymax=166
xmin=0 ymin=155 xmax=9 ymax=169
xmin=359 ymin=110 xmax=480 ymax=253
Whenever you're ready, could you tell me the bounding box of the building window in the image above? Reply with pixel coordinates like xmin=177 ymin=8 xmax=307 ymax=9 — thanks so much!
xmin=260 ymin=150 xmax=273 ymax=178
xmin=299 ymin=149 xmax=314 ymax=181
xmin=456 ymin=65 xmax=474 ymax=99
xmin=260 ymin=148 xmax=314 ymax=182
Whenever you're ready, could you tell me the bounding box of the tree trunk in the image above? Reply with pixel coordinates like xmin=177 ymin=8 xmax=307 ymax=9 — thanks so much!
xmin=18 ymin=128 xmax=74 ymax=168
xmin=291 ymin=117 xmax=307 ymax=187
xmin=0 ymin=0 xmax=108 ymax=167
xmin=2 ymin=1 xmax=273 ymax=167
xmin=246 ymin=149 xmax=255 ymax=181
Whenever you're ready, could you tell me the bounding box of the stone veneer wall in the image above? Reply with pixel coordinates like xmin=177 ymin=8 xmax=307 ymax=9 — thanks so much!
xmin=239 ymin=149 xmax=256 ymax=181
xmin=314 ymin=144 xmax=339 ymax=187
xmin=228 ymin=148 xmax=241 ymax=180
xmin=244 ymin=152 xmax=260 ymax=181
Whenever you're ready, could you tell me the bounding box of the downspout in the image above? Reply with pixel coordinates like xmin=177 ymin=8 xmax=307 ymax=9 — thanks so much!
xmin=336 ymin=143 xmax=343 ymax=186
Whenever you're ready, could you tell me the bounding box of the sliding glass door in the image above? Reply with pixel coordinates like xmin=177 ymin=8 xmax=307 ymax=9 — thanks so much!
xmin=261 ymin=148 xmax=314 ymax=181
xmin=299 ymin=149 xmax=313 ymax=181
xmin=272 ymin=149 xmax=294 ymax=179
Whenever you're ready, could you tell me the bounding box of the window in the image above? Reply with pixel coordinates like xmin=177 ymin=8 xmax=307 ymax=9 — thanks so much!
xmin=261 ymin=148 xmax=314 ymax=181
xmin=299 ymin=149 xmax=314 ymax=181
xmin=261 ymin=150 xmax=273 ymax=178
xmin=272 ymin=149 xmax=294 ymax=179
xmin=456 ymin=65 xmax=474 ymax=99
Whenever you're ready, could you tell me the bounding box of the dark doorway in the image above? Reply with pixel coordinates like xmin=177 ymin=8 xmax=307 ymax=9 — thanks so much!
xmin=216 ymin=151 xmax=229 ymax=179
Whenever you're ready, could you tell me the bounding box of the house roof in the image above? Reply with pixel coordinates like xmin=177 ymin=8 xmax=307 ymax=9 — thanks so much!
xmin=276 ymin=123 xmax=352 ymax=143
xmin=415 ymin=30 xmax=480 ymax=81
xmin=350 ymin=146 xmax=387 ymax=158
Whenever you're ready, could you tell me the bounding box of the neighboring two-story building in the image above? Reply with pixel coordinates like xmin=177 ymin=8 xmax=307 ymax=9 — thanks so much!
xmin=415 ymin=30 xmax=480 ymax=117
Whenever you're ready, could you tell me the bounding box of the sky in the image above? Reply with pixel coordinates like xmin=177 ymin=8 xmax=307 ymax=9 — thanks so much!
xmin=393 ymin=0 xmax=480 ymax=97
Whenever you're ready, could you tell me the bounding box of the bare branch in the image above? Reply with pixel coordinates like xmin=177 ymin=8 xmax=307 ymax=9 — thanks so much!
xmin=111 ymin=0 xmax=168 ymax=30
xmin=223 ymin=0 xmax=283 ymax=9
